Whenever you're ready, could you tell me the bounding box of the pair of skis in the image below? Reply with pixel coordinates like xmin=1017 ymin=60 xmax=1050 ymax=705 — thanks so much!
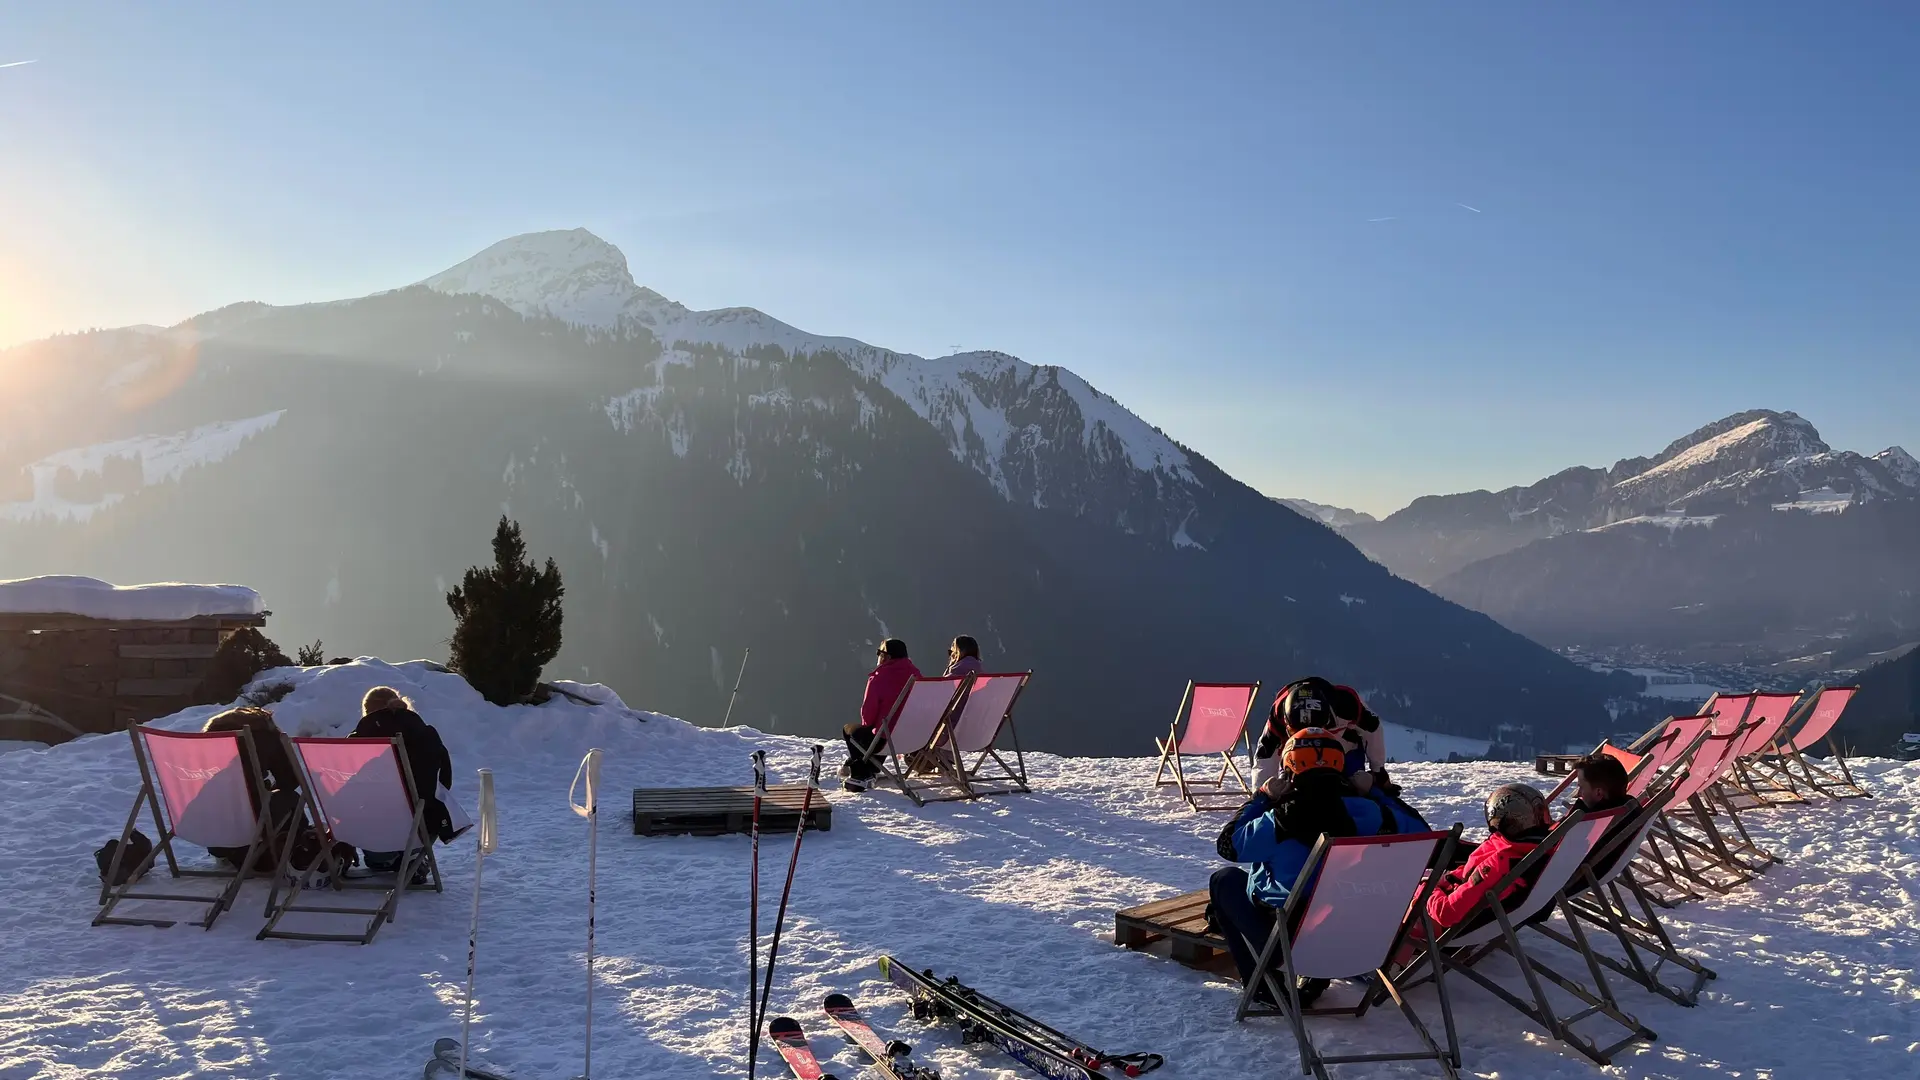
xmin=878 ymin=957 xmax=1165 ymax=1080
xmin=768 ymin=993 xmax=941 ymax=1080
xmin=747 ymin=746 xmax=827 ymax=1080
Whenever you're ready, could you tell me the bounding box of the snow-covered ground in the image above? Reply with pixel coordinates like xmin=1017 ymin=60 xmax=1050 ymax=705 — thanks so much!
xmin=3 ymin=659 xmax=1916 ymax=1079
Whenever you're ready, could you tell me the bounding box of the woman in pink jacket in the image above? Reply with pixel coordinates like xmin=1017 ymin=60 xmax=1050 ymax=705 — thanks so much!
xmin=841 ymin=638 xmax=921 ymax=790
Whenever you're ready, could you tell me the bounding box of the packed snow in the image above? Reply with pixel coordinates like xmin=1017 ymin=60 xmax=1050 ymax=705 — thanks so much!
xmin=0 ymin=410 xmax=285 ymax=523
xmin=4 ymin=658 xmax=1917 ymax=1079
xmin=0 ymin=576 xmax=265 ymax=619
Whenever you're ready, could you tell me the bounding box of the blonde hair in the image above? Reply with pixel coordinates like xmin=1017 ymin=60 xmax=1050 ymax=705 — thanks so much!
xmin=361 ymin=686 xmax=410 ymax=715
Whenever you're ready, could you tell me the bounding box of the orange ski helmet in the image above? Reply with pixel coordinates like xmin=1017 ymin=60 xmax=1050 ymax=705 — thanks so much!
xmin=1282 ymin=727 xmax=1348 ymax=775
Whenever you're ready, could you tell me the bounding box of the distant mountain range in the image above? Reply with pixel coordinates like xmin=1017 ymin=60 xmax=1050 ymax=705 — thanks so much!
xmin=0 ymin=229 xmax=1647 ymax=752
xmin=1289 ymin=410 xmax=1920 ymax=666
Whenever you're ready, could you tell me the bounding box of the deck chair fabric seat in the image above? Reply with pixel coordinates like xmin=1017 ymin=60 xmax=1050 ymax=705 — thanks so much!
xmin=258 ymin=735 xmax=442 ymax=944
xmin=1634 ymin=700 xmax=1779 ymax=904
xmin=860 ymin=676 xmax=969 ymax=805
xmin=1723 ymin=692 xmax=1814 ymax=807
xmin=1234 ymin=826 xmax=1464 ymax=1080
xmin=94 ymin=725 xmax=280 ymax=931
xmin=943 ymin=671 xmax=1034 ymax=800
xmin=1752 ymin=686 xmax=1867 ymax=800
xmin=1152 ymin=681 xmax=1260 ymax=811
xmin=1398 ymin=805 xmax=1656 ymax=1067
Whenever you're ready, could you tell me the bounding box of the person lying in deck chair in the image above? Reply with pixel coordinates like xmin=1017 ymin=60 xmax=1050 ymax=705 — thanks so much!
xmin=351 ymin=686 xmax=455 ymax=880
xmin=201 ymin=707 xmax=304 ymax=872
xmin=839 ymin=638 xmax=921 ymax=792
xmin=1210 ymin=729 xmax=1427 ymax=1004
xmin=1568 ymin=752 xmax=1643 ymax=882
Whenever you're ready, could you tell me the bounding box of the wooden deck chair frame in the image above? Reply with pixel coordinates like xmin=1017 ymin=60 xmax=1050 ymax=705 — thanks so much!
xmin=1750 ymin=685 xmax=1869 ymax=800
xmin=1722 ymin=689 xmax=1816 ymax=808
xmin=1151 ymin=680 xmax=1260 ymax=811
xmin=941 ymin=670 xmax=1034 ymax=800
xmin=1541 ymin=783 xmax=1716 ymax=1007
xmin=257 ymin=735 xmax=443 ymax=945
xmin=861 ymin=675 xmax=970 ymax=806
xmin=1634 ymin=710 xmax=1775 ymax=904
xmin=94 ymin=724 xmax=279 ymax=931
xmin=1235 ymin=825 xmax=1465 ymax=1080
xmin=1395 ymin=805 xmax=1656 ymax=1067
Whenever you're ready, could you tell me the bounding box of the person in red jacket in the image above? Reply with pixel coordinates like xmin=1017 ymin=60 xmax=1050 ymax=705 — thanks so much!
xmin=1426 ymin=783 xmax=1552 ymax=930
xmin=840 ymin=638 xmax=922 ymax=791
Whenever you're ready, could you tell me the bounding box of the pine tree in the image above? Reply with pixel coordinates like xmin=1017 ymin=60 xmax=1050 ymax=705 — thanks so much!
xmin=446 ymin=515 xmax=565 ymax=705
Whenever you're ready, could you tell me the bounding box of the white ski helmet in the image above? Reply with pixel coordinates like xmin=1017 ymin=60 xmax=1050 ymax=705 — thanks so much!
xmin=1484 ymin=783 xmax=1549 ymax=839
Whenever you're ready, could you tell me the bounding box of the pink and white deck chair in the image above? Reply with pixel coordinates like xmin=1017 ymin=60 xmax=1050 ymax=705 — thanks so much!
xmin=942 ymin=671 xmax=1034 ymax=800
xmin=862 ymin=675 xmax=970 ymax=806
xmin=1722 ymin=691 xmax=1815 ymax=807
xmin=1397 ymin=805 xmax=1655 ymax=1067
xmin=94 ymin=725 xmax=280 ymax=930
xmin=258 ymin=735 xmax=442 ymax=944
xmin=1151 ymin=681 xmax=1260 ymax=811
xmin=1632 ymin=701 xmax=1767 ymax=904
xmin=1537 ymin=782 xmax=1717 ymax=1007
xmin=1235 ymin=826 xmax=1464 ymax=1080
xmin=1749 ymin=685 xmax=1868 ymax=800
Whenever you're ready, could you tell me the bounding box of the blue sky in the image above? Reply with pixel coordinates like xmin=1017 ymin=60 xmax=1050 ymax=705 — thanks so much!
xmin=3 ymin=2 xmax=1915 ymax=514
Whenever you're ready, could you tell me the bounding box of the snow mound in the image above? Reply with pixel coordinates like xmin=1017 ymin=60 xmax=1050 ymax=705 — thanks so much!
xmin=5 ymin=657 xmax=1918 ymax=1079
xmin=0 ymin=576 xmax=264 ymax=620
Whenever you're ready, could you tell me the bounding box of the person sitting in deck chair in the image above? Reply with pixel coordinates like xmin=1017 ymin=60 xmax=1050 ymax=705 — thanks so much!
xmin=1569 ymin=752 xmax=1642 ymax=881
xmin=350 ymin=686 xmax=455 ymax=878
xmin=1426 ymin=783 xmax=1552 ymax=931
xmin=906 ymin=636 xmax=984 ymax=776
xmin=1211 ymin=729 xmax=1427 ymax=1003
xmin=1254 ymin=677 xmax=1394 ymax=796
xmin=201 ymin=706 xmax=304 ymax=872
xmin=839 ymin=639 xmax=921 ymax=792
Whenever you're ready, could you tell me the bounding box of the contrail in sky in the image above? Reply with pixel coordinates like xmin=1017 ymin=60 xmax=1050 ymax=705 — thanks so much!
xmin=1456 ymin=202 xmax=1482 ymax=213
xmin=0 ymin=60 xmax=37 ymax=69
xmin=1367 ymin=217 xmax=1396 ymax=222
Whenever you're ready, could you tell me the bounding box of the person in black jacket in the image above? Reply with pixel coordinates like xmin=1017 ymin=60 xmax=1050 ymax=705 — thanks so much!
xmin=351 ymin=686 xmax=456 ymax=873
xmin=202 ymin=706 xmax=303 ymax=872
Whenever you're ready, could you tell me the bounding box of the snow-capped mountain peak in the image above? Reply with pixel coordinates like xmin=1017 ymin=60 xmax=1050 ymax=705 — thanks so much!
xmin=419 ymin=229 xmax=641 ymax=328
xmin=1873 ymin=446 xmax=1920 ymax=490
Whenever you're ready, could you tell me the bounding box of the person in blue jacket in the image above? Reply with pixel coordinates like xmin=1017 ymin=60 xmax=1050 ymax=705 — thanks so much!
xmin=1210 ymin=728 xmax=1428 ymax=1000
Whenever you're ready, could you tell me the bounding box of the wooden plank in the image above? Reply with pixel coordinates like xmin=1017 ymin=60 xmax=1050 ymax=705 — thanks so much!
xmin=1116 ymin=888 xmax=1228 ymax=973
xmin=630 ymin=783 xmax=831 ymax=837
xmin=117 ymin=678 xmax=205 ymax=697
xmin=118 ymin=644 xmax=222 ymax=660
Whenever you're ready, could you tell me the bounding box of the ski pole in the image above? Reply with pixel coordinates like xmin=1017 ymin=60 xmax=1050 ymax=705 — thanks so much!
xmin=754 ymin=745 xmax=825 ymax=1048
xmin=460 ymin=769 xmax=498 ymax=1080
xmin=747 ymin=750 xmax=767 ymax=1080
xmin=723 ymin=649 xmax=751 ymax=728
xmin=569 ymin=748 xmax=604 ymax=1080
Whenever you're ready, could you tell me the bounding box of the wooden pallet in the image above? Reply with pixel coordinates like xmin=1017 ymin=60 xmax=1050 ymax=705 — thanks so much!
xmin=1535 ymin=754 xmax=1583 ymax=776
xmin=630 ymin=783 xmax=832 ymax=837
xmin=1115 ymin=889 xmax=1232 ymax=973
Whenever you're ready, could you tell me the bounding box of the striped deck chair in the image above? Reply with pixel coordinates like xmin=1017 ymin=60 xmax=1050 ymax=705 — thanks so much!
xmin=863 ymin=675 xmax=969 ymax=806
xmin=1750 ymin=685 xmax=1868 ymax=800
xmin=943 ymin=671 xmax=1033 ymax=800
xmin=1397 ymin=805 xmax=1655 ymax=1067
xmin=1151 ymin=681 xmax=1260 ymax=811
xmin=1235 ymin=826 xmax=1464 ymax=1080
xmin=258 ymin=735 xmax=442 ymax=944
xmin=94 ymin=725 xmax=278 ymax=930
xmin=1544 ymin=783 xmax=1716 ymax=1007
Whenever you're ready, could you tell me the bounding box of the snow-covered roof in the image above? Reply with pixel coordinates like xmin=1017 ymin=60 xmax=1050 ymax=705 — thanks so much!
xmin=0 ymin=576 xmax=265 ymax=621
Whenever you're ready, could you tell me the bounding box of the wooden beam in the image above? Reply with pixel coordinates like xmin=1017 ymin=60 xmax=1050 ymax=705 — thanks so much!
xmin=117 ymin=678 xmax=205 ymax=697
xmin=118 ymin=643 xmax=222 ymax=660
